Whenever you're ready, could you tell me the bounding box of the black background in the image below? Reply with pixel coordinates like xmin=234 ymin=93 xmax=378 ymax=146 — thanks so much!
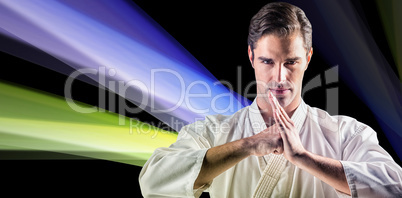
xmin=0 ymin=0 xmax=400 ymax=197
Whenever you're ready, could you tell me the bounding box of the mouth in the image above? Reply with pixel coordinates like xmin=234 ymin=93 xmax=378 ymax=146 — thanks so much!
xmin=269 ymin=88 xmax=290 ymax=95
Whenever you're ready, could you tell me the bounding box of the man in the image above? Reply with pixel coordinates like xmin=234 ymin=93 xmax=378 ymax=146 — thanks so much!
xmin=139 ymin=2 xmax=402 ymax=197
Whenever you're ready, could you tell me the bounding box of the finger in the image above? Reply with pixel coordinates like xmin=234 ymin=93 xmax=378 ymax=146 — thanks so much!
xmin=270 ymin=91 xmax=294 ymax=126
xmin=278 ymin=104 xmax=294 ymax=127
xmin=269 ymin=96 xmax=289 ymax=129
xmin=268 ymin=90 xmax=277 ymax=109
xmin=276 ymin=108 xmax=293 ymax=129
xmin=269 ymin=92 xmax=283 ymax=119
xmin=270 ymin=91 xmax=281 ymax=109
xmin=269 ymin=91 xmax=284 ymax=113
xmin=273 ymin=146 xmax=283 ymax=155
xmin=273 ymin=109 xmax=286 ymax=132
xmin=275 ymin=111 xmax=289 ymax=145
xmin=272 ymin=109 xmax=279 ymax=128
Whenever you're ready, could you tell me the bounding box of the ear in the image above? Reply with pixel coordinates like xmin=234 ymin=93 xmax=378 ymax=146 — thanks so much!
xmin=305 ymin=47 xmax=313 ymax=70
xmin=248 ymin=45 xmax=254 ymax=68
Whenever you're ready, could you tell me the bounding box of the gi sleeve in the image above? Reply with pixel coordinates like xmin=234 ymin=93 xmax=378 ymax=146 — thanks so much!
xmin=139 ymin=121 xmax=213 ymax=198
xmin=340 ymin=120 xmax=402 ymax=197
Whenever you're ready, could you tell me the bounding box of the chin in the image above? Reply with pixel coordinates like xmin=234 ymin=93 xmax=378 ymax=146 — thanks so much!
xmin=276 ymin=94 xmax=294 ymax=108
xmin=276 ymin=98 xmax=289 ymax=107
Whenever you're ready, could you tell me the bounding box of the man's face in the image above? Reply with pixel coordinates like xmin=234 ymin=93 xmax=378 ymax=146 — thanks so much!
xmin=249 ymin=33 xmax=312 ymax=112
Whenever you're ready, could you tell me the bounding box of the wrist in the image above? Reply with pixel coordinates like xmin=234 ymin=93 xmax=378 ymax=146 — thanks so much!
xmin=239 ymin=137 xmax=254 ymax=156
xmin=291 ymin=149 xmax=311 ymax=168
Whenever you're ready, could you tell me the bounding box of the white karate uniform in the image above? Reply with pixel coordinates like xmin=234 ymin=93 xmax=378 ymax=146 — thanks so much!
xmin=139 ymin=99 xmax=402 ymax=197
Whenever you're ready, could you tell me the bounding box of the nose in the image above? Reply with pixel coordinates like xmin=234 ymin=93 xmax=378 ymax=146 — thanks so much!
xmin=273 ymin=64 xmax=286 ymax=83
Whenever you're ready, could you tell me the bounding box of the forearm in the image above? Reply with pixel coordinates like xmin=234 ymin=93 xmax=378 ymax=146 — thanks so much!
xmin=294 ymin=151 xmax=351 ymax=195
xmin=140 ymin=147 xmax=211 ymax=197
xmin=194 ymin=138 xmax=251 ymax=189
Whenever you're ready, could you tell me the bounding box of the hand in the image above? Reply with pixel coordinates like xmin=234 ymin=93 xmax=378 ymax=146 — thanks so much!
xmin=245 ymin=124 xmax=283 ymax=156
xmin=268 ymin=91 xmax=306 ymax=163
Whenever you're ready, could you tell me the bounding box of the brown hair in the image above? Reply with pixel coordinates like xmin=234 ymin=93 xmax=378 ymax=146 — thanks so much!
xmin=248 ymin=2 xmax=312 ymax=57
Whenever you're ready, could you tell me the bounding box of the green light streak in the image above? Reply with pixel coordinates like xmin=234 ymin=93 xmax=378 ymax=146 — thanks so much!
xmin=0 ymin=81 xmax=177 ymax=166
xmin=376 ymin=0 xmax=402 ymax=81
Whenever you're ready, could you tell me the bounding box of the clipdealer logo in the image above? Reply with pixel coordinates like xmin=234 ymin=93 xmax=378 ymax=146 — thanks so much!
xmin=64 ymin=65 xmax=339 ymax=138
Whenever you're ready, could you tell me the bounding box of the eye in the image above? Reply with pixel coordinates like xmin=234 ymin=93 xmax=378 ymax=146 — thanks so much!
xmin=262 ymin=60 xmax=274 ymax=65
xmin=285 ymin=61 xmax=297 ymax=65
